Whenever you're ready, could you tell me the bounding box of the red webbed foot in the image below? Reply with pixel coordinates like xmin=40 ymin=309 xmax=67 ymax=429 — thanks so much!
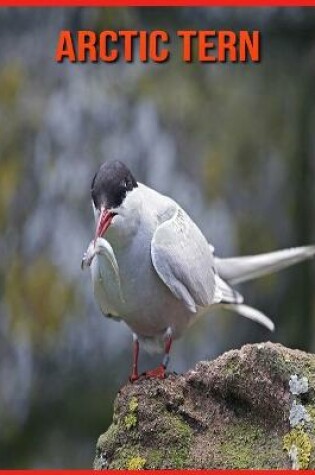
xmin=145 ymin=365 xmax=166 ymax=379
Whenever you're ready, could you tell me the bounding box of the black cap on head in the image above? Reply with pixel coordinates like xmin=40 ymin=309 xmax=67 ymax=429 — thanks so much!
xmin=91 ymin=161 xmax=138 ymax=210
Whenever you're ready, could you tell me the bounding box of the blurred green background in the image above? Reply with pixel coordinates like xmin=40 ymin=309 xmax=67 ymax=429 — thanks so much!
xmin=0 ymin=7 xmax=314 ymax=468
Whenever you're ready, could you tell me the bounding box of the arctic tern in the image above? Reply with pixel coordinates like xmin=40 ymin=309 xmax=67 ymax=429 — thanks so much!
xmin=82 ymin=160 xmax=315 ymax=381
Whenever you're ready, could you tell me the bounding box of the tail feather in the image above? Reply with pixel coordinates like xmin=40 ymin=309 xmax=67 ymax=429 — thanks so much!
xmin=213 ymin=274 xmax=244 ymax=304
xmin=221 ymin=303 xmax=275 ymax=332
xmin=215 ymin=245 xmax=315 ymax=285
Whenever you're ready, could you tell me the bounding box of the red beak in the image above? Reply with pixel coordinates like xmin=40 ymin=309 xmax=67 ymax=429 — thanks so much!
xmin=95 ymin=207 xmax=115 ymax=241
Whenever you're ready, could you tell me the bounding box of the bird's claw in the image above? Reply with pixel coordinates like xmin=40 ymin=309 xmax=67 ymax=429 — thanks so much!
xmin=129 ymin=372 xmax=139 ymax=383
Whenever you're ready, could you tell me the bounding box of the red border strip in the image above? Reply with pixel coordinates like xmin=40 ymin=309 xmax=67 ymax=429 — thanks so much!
xmin=0 ymin=0 xmax=315 ymax=5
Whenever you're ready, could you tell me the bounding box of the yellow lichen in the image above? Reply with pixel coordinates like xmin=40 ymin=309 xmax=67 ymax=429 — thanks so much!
xmin=125 ymin=413 xmax=137 ymax=430
xmin=283 ymin=427 xmax=312 ymax=469
xmin=127 ymin=456 xmax=146 ymax=469
xmin=129 ymin=397 xmax=138 ymax=412
xmin=125 ymin=397 xmax=139 ymax=430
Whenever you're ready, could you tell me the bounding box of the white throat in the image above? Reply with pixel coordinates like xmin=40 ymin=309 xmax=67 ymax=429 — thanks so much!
xmin=92 ymin=186 xmax=142 ymax=248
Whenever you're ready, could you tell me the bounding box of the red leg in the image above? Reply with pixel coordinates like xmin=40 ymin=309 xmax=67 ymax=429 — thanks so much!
xmin=145 ymin=329 xmax=173 ymax=380
xmin=129 ymin=336 xmax=139 ymax=383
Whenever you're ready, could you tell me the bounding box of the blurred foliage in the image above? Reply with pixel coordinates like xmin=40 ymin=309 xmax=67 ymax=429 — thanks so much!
xmin=0 ymin=6 xmax=314 ymax=469
xmin=0 ymin=158 xmax=20 ymax=230
xmin=5 ymin=257 xmax=75 ymax=343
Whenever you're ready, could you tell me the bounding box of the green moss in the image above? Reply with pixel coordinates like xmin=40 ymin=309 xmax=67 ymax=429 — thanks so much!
xmin=223 ymin=346 xmax=293 ymax=381
xmin=95 ymin=424 xmax=122 ymax=470
xmin=302 ymin=361 xmax=315 ymax=388
xmin=220 ymin=423 xmax=264 ymax=468
xmin=127 ymin=456 xmax=146 ymax=469
xmin=283 ymin=427 xmax=312 ymax=469
xmin=219 ymin=421 xmax=285 ymax=469
xmin=139 ymin=410 xmax=192 ymax=468
xmin=145 ymin=449 xmax=163 ymax=468
xmin=110 ymin=446 xmax=144 ymax=469
xmin=306 ymin=406 xmax=315 ymax=423
xmin=167 ymin=446 xmax=190 ymax=468
xmin=101 ymin=400 xmax=193 ymax=468
xmin=97 ymin=422 xmax=121 ymax=455
xmin=109 ymin=447 xmax=136 ymax=469
xmin=255 ymin=347 xmax=290 ymax=378
xmin=170 ymin=414 xmax=192 ymax=439
xmin=157 ymin=412 xmax=192 ymax=468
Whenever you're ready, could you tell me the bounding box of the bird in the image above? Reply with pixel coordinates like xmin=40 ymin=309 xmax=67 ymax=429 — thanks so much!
xmin=82 ymin=160 xmax=315 ymax=381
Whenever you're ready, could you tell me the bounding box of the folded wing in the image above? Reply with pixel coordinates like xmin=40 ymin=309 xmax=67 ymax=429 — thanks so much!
xmin=151 ymin=206 xmax=219 ymax=313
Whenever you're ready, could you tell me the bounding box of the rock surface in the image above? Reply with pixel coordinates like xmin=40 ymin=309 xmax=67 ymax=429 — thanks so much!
xmin=94 ymin=342 xmax=315 ymax=469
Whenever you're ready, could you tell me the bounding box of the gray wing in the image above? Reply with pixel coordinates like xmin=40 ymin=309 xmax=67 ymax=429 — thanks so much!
xmin=151 ymin=206 xmax=218 ymax=313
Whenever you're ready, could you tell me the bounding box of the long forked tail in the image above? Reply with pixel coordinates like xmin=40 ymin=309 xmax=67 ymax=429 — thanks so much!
xmin=221 ymin=303 xmax=275 ymax=332
xmin=215 ymin=245 xmax=315 ymax=286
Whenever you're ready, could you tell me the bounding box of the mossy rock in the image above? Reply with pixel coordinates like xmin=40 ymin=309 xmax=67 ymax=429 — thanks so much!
xmin=94 ymin=342 xmax=315 ymax=469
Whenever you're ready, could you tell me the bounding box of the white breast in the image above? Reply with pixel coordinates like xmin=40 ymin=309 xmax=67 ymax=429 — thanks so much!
xmin=89 ymin=184 xmax=197 ymax=339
